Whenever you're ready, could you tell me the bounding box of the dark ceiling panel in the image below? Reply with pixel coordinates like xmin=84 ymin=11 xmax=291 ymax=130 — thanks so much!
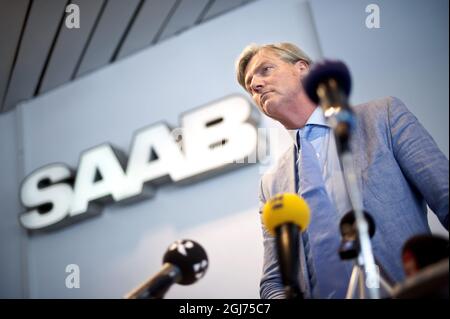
xmin=38 ymin=0 xmax=105 ymax=94
xmin=2 ymin=0 xmax=67 ymax=112
xmin=0 ymin=0 xmax=30 ymax=113
xmin=157 ymin=0 xmax=210 ymax=42
xmin=74 ymin=0 xmax=141 ymax=78
xmin=115 ymin=0 xmax=177 ymax=60
xmin=200 ymin=0 xmax=245 ymax=22
xmin=0 ymin=0 xmax=259 ymax=113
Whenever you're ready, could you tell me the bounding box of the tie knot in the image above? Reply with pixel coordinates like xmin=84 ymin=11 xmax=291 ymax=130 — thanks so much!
xmin=303 ymin=124 xmax=328 ymax=142
xmin=297 ymin=125 xmax=328 ymax=150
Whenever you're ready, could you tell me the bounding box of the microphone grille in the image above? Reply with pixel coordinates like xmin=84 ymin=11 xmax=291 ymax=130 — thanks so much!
xmin=339 ymin=210 xmax=376 ymax=238
xmin=262 ymin=193 xmax=310 ymax=236
xmin=302 ymin=59 xmax=352 ymax=104
xmin=163 ymin=239 xmax=209 ymax=285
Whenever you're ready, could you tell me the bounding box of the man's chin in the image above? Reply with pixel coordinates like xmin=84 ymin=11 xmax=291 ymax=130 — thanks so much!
xmin=263 ymin=100 xmax=276 ymax=116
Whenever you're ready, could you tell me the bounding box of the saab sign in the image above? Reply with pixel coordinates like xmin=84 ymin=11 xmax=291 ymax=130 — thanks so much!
xmin=20 ymin=96 xmax=263 ymax=231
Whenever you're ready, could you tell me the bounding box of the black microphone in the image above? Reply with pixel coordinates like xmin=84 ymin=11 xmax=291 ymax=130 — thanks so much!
xmin=302 ymin=60 xmax=354 ymax=153
xmin=339 ymin=210 xmax=396 ymax=288
xmin=339 ymin=210 xmax=375 ymax=260
xmin=125 ymin=239 xmax=208 ymax=299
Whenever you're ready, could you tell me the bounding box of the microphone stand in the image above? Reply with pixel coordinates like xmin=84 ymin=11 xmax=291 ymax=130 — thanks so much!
xmin=345 ymin=254 xmax=395 ymax=299
xmin=317 ymin=79 xmax=381 ymax=299
xmin=339 ymin=211 xmax=395 ymax=299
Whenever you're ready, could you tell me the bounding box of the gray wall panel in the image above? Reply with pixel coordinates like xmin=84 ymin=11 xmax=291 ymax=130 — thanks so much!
xmin=0 ymin=110 xmax=26 ymax=298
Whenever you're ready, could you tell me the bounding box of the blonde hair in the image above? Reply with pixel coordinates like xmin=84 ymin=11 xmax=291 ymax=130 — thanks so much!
xmin=236 ymin=43 xmax=312 ymax=90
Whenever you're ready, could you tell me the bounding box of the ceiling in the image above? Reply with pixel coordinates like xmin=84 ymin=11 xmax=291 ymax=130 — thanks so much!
xmin=0 ymin=0 xmax=256 ymax=113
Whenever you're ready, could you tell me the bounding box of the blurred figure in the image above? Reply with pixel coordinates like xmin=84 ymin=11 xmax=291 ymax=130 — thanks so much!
xmin=402 ymin=234 xmax=449 ymax=277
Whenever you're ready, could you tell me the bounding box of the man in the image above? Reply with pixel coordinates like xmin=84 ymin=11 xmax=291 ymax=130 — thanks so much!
xmin=235 ymin=42 xmax=449 ymax=298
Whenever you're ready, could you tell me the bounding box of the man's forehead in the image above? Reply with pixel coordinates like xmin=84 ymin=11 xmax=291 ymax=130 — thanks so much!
xmin=244 ymin=50 xmax=280 ymax=83
xmin=246 ymin=50 xmax=279 ymax=72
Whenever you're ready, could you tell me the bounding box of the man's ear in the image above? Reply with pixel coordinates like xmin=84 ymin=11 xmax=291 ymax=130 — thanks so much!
xmin=295 ymin=60 xmax=309 ymax=78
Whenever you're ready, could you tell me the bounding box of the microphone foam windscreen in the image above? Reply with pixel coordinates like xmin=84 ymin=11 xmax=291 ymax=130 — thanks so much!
xmin=339 ymin=210 xmax=376 ymax=238
xmin=262 ymin=193 xmax=310 ymax=236
xmin=163 ymin=239 xmax=208 ymax=285
xmin=302 ymin=59 xmax=352 ymax=104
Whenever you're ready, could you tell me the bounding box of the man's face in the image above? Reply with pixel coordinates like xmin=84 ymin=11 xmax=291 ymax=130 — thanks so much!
xmin=244 ymin=49 xmax=308 ymax=124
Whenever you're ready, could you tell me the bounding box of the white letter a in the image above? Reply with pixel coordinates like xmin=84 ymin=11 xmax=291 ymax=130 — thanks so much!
xmin=65 ymin=264 xmax=80 ymax=288
xmin=65 ymin=4 xmax=80 ymax=29
xmin=365 ymin=4 xmax=380 ymax=29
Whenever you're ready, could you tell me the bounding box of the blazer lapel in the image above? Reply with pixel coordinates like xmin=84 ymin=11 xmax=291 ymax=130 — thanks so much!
xmin=275 ymin=144 xmax=297 ymax=195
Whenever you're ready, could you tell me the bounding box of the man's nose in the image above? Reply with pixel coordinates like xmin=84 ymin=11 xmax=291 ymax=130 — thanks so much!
xmin=251 ymin=77 xmax=264 ymax=93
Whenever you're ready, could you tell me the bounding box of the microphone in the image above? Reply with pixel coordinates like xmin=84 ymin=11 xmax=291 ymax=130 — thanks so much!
xmin=262 ymin=193 xmax=311 ymax=299
xmin=302 ymin=59 xmax=354 ymax=153
xmin=124 ymin=239 xmax=208 ymax=299
xmin=339 ymin=210 xmax=375 ymax=260
xmin=339 ymin=211 xmax=396 ymax=293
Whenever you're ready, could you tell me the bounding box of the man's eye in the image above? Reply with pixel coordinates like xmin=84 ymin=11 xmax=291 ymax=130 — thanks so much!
xmin=262 ymin=66 xmax=272 ymax=73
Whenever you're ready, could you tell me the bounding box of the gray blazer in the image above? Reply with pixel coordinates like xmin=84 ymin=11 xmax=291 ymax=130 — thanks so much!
xmin=258 ymin=96 xmax=449 ymax=298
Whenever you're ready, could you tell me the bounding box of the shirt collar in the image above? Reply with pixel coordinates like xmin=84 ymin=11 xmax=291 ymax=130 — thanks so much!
xmin=305 ymin=106 xmax=329 ymax=127
xmin=288 ymin=106 xmax=330 ymax=148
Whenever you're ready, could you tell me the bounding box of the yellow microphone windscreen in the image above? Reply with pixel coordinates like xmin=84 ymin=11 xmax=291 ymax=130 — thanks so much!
xmin=262 ymin=193 xmax=311 ymax=236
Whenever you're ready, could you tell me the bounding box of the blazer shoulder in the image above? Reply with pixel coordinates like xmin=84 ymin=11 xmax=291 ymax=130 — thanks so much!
xmin=352 ymin=96 xmax=410 ymax=126
xmin=352 ymin=96 xmax=394 ymax=114
xmin=352 ymin=95 xmax=409 ymax=112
